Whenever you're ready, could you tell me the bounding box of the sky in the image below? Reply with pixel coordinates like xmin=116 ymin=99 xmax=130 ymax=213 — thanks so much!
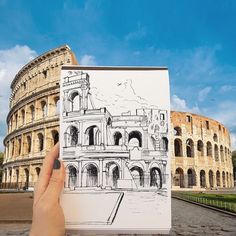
xmin=0 ymin=0 xmax=236 ymax=150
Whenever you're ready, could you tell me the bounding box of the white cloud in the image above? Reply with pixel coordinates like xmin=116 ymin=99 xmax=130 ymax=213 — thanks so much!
xmin=0 ymin=45 xmax=37 ymax=151
xmin=80 ymin=54 xmax=97 ymax=65
xmin=220 ymin=85 xmax=235 ymax=93
xmin=171 ymin=94 xmax=200 ymax=114
xmin=125 ymin=23 xmax=146 ymax=41
xmin=198 ymin=86 xmax=212 ymax=102
xmin=231 ymin=133 xmax=236 ymax=150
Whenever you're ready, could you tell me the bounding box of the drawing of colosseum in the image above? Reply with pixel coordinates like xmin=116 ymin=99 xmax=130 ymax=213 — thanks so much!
xmin=60 ymin=69 xmax=169 ymax=191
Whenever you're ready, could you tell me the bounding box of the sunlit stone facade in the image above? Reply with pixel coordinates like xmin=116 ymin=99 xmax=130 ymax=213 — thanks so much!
xmin=1 ymin=46 xmax=234 ymax=189
xmin=2 ymin=45 xmax=77 ymax=189
xmin=171 ymin=111 xmax=234 ymax=189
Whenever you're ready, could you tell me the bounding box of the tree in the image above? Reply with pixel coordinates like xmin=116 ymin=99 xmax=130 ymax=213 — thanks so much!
xmin=232 ymin=150 xmax=236 ymax=179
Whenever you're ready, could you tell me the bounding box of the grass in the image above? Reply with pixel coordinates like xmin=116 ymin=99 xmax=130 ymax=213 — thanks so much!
xmin=172 ymin=192 xmax=236 ymax=213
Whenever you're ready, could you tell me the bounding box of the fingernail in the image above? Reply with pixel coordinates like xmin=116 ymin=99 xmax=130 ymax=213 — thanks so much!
xmin=53 ymin=159 xmax=61 ymax=169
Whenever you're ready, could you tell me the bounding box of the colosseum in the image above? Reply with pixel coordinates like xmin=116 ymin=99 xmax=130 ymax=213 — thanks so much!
xmin=1 ymin=45 xmax=234 ymax=190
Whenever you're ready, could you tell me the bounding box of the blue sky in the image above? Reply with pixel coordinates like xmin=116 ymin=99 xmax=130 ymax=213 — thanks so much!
xmin=0 ymin=0 xmax=236 ymax=150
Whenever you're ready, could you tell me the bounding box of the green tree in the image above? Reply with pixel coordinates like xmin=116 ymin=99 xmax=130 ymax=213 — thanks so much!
xmin=232 ymin=150 xmax=236 ymax=178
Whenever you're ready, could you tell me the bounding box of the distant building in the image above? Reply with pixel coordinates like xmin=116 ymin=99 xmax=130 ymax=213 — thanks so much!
xmin=1 ymin=45 xmax=234 ymax=189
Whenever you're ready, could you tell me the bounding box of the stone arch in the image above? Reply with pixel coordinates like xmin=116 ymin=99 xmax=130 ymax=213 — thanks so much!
xmin=220 ymin=145 xmax=224 ymax=162
xmin=106 ymin=161 xmax=120 ymax=188
xmin=64 ymin=125 xmax=79 ymax=147
xmin=209 ymin=170 xmax=214 ymax=188
xmin=150 ymin=167 xmax=162 ymax=188
xmin=29 ymin=105 xmax=35 ymax=121
xmin=113 ymin=131 xmax=122 ymax=145
xmin=186 ymin=139 xmax=194 ymax=157
xmin=26 ymin=135 xmax=32 ymax=153
xmin=85 ymin=125 xmax=101 ymax=145
xmin=213 ymin=133 xmax=218 ymax=142
xmin=52 ymin=130 xmax=59 ymax=145
xmin=82 ymin=163 xmax=99 ymax=187
xmin=222 ymin=171 xmax=226 ymax=187
xmin=174 ymin=139 xmax=183 ymax=156
xmin=216 ymin=170 xmax=220 ymax=187
xmin=54 ymin=96 xmax=60 ymax=115
xmin=187 ymin=168 xmax=196 ymax=187
xmin=15 ymin=169 xmax=19 ymax=185
xmin=130 ymin=165 xmax=144 ymax=187
xmin=175 ymin=167 xmax=184 ymax=188
xmin=174 ymin=126 xmax=182 ymax=136
xmin=24 ymin=168 xmax=29 ymax=189
xmin=200 ymin=170 xmax=206 ymax=188
xmin=214 ymin=144 xmax=219 ymax=161
xmin=66 ymin=165 xmax=77 ymax=189
xmin=69 ymin=90 xmax=81 ymax=112
xmin=128 ymin=130 xmax=142 ymax=148
xmin=162 ymin=137 xmax=168 ymax=151
xmin=21 ymin=109 xmax=25 ymax=125
xmin=41 ymin=100 xmax=47 ymax=118
xmin=37 ymin=133 xmax=44 ymax=151
xmin=197 ymin=140 xmax=204 ymax=156
xmin=206 ymin=141 xmax=212 ymax=157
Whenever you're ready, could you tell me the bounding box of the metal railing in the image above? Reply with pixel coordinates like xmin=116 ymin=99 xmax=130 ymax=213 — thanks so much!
xmin=173 ymin=192 xmax=236 ymax=213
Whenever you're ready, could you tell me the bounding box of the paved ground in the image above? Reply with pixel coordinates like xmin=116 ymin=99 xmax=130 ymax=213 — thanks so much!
xmin=0 ymin=193 xmax=235 ymax=235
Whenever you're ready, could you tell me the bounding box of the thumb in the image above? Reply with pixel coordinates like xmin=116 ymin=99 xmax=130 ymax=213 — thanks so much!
xmin=44 ymin=159 xmax=65 ymax=201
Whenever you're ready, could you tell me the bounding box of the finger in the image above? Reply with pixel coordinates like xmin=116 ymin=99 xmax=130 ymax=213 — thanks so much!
xmin=34 ymin=143 xmax=60 ymax=204
xmin=44 ymin=159 xmax=65 ymax=202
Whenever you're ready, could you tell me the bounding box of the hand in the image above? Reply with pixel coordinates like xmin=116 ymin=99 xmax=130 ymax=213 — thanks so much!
xmin=30 ymin=143 xmax=65 ymax=236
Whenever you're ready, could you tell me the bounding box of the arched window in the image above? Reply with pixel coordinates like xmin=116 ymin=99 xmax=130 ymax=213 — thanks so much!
xmin=209 ymin=170 xmax=214 ymax=187
xmin=200 ymin=170 xmax=206 ymax=188
xmin=68 ymin=166 xmax=77 ymax=188
xmin=174 ymin=126 xmax=182 ymax=136
xmin=21 ymin=109 xmax=25 ymax=125
xmin=206 ymin=142 xmax=212 ymax=157
xmin=174 ymin=139 xmax=183 ymax=156
xmin=216 ymin=170 xmax=220 ymax=187
xmin=162 ymin=137 xmax=168 ymax=151
xmin=70 ymin=91 xmax=80 ymax=112
xmin=41 ymin=101 xmax=47 ymax=118
xmin=27 ymin=136 xmax=31 ymax=153
xmin=225 ymin=147 xmax=227 ymax=161
xmin=214 ymin=144 xmax=219 ymax=161
xmin=186 ymin=139 xmax=194 ymax=157
xmin=150 ymin=167 xmax=162 ymax=188
xmin=213 ymin=133 xmax=218 ymax=142
xmin=197 ymin=140 xmax=204 ymax=156
xmin=114 ymin=132 xmax=122 ymax=145
xmin=15 ymin=113 xmax=18 ymax=128
xmin=18 ymin=138 xmax=21 ymax=155
xmin=220 ymin=145 xmax=224 ymax=162
xmin=175 ymin=168 xmax=184 ymax=187
xmin=85 ymin=125 xmax=100 ymax=145
xmin=54 ymin=97 xmax=60 ymax=115
xmin=38 ymin=133 xmax=44 ymax=151
xmin=187 ymin=169 xmax=196 ymax=187
xmin=52 ymin=130 xmax=59 ymax=145
xmin=128 ymin=131 xmax=142 ymax=147
xmin=64 ymin=126 xmax=79 ymax=147
xmin=130 ymin=166 xmax=144 ymax=187
xmin=222 ymin=171 xmax=226 ymax=187
xmin=30 ymin=105 xmax=35 ymax=121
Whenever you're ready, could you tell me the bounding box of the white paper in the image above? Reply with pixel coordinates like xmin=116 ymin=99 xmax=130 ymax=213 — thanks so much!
xmin=59 ymin=66 xmax=171 ymax=234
